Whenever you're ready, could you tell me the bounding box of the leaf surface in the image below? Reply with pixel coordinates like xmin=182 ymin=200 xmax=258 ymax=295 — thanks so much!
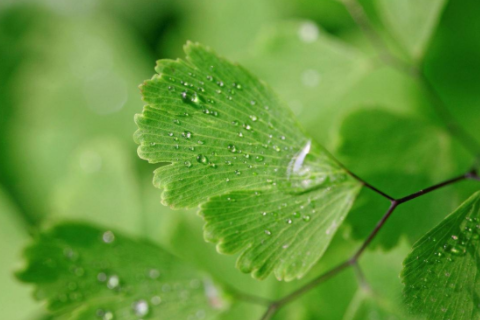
xmin=402 ymin=191 xmax=480 ymax=319
xmin=18 ymin=223 xmax=229 ymax=320
xmin=135 ymin=42 xmax=361 ymax=280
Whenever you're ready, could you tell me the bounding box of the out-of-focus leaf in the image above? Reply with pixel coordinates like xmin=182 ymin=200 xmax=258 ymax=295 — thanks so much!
xmin=243 ymin=21 xmax=371 ymax=140
xmin=160 ymin=0 xmax=281 ymax=58
xmin=0 ymin=187 xmax=41 ymax=319
xmin=6 ymin=11 xmax=151 ymax=221
xmin=51 ymin=138 xmax=142 ymax=236
xmin=18 ymin=223 xmax=231 ymax=320
xmin=135 ymin=42 xmax=361 ymax=280
xmin=402 ymin=191 xmax=480 ymax=319
xmin=376 ymin=0 xmax=446 ymax=60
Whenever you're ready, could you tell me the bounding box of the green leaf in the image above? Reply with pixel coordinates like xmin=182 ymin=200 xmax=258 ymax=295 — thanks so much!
xmin=376 ymin=0 xmax=446 ymax=60
xmin=134 ymin=42 xmax=362 ymax=280
xmin=17 ymin=223 xmax=230 ymax=320
xmin=401 ymin=191 xmax=480 ymax=319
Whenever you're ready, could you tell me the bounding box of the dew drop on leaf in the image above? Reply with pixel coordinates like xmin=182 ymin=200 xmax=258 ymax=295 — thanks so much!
xmin=196 ymin=154 xmax=208 ymax=165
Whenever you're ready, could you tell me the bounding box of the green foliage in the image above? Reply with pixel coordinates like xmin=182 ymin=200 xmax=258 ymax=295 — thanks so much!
xmin=18 ymin=223 xmax=230 ymax=320
xmin=135 ymin=42 xmax=362 ymax=280
xmin=376 ymin=0 xmax=446 ymax=60
xmin=402 ymin=192 xmax=480 ymax=319
xmin=336 ymin=108 xmax=469 ymax=248
xmin=243 ymin=21 xmax=371 ymax=136
xmin=2 ymin=0 xmax=480 ymax=319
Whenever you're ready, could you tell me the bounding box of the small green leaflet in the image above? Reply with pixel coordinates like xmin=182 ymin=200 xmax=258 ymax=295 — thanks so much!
xmin=402 ymin=191 xmax=480 ymax=320
xmin=17 ymin=223 xmax=229 ymax=320
xmin=134 ymin=42 xmax=361 ymax=280
xmin=376 ymin=0 xmax=446 ymax=60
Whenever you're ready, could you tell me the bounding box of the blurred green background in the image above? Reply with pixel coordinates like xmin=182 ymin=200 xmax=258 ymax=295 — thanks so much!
xmin=1 ymin=0 xmax=479 ymax=319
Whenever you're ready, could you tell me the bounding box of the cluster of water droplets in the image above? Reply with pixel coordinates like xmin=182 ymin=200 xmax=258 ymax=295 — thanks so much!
xmin=406 ymin=216 xmax=480 ymax=315
xmin=39 ymin=228 xmax=225 ymax=320
xmin=161 ymin=70 xmax=298 ymax=184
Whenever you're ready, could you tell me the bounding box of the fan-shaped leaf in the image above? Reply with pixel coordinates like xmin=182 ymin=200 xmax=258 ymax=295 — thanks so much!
xmin=134 ymin=42 xmax=361 ymax=280
xmin=402 ymin=191 xmax=480 ymax=319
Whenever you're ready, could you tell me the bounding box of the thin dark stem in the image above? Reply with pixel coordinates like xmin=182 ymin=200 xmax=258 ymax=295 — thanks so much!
xmin=397 ymin=171 xmax=472 ymax=204
xmin=344 ymin=169 xmax=394 ymax=201
xmin=351 ymin=201 xmax=398 ymax=261
xmin=258 ymin=171 xmax=478 ymax=320
xmin=255 ymin=2 xmax=480 ymax=318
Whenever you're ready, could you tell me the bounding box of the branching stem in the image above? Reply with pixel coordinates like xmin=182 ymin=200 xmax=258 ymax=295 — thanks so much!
xmin=258 ymin=170 xmax=477 ymax=319
xmin=255 ymin=0 xmax=480 ymax=318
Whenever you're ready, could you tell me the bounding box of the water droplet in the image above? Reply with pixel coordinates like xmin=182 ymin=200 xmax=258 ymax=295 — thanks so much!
xmin=197 ymin=140 xmax=205 ymax=145
xmin=132 ymin=300 xmax=149 ymax=317
xmin=227 ymin=144 xmax=237 ymax=153
xmin=285 ymin=140 xmax=333 ymax=192
xmin=196 ymin=154 xmax=208 ymax=165
xmin=303 ymin=215 xmax=311 ymax=222
xmin=102 ymin=231 xmax=115 ymax=244
xmin=184 ymin=161 xmax=192 ymax=168
xmin=250 ymin=115 xmax=258 ymax=121
xmin=265 ymin=230 xmax=271 ymax=236
xmin=285 ymin=219 xmax=292 ymax=224
xmin=107 ymin=275 xmax=120 ymax=290
xmin=250 ymin=100 xmax=256 ymax=106
xmin=255 ymin=156 xmax=264 ymax=162
xmin=183 ymin=131 xmax=192 ymax=139
xmin=173 ymin=119 xmax=180 ymax=125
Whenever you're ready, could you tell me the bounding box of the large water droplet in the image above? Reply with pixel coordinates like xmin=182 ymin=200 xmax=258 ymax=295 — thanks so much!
xmin=285 ymin=141 xmax=338 ymax=193
xmin=196 ymin=154 xmax=208 ymax=165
